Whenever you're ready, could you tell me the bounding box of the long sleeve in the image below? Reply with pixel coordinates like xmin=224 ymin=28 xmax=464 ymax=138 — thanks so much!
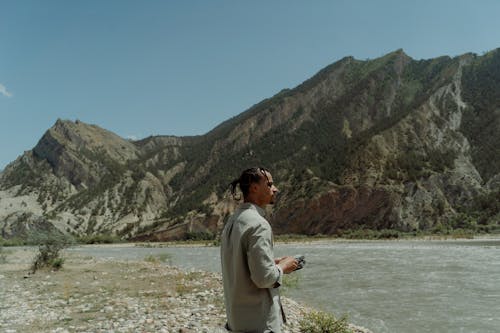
xmin=247 ymin=223 xmax=282 ymax=289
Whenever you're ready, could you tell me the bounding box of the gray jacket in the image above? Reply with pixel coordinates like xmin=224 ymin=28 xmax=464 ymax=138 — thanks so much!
xmin=220 ymin=203 xmax=284 ymax=333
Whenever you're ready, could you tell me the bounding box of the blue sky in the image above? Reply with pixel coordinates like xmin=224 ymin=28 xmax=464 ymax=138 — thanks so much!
xmin=1 ymin=0 xmax=500 ymax=170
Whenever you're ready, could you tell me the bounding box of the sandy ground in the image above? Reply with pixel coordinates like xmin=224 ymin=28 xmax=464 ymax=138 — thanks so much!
xmin=0 ymin=246 xmax=372 ymax=333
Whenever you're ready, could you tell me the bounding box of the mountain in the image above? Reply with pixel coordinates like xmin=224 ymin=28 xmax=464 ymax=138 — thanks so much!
xmin=1 ymin=48 xmax=499 ymax=241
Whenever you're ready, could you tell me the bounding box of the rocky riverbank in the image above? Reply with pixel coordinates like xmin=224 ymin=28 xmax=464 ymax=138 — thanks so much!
xmin=0 ymin=247 xmax=372 ymax=333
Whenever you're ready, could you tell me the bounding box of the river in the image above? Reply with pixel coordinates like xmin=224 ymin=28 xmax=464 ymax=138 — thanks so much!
xmin=68 ymin=239 xmax=500 ymax=333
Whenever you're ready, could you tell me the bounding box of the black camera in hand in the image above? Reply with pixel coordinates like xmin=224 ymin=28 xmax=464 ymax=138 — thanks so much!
xmin=294 ymin=254 xmax=306 ymax=271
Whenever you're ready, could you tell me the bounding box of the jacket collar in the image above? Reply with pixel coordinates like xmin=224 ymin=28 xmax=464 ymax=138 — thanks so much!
xmin=239 ymin=202 xmax=266 ymax=217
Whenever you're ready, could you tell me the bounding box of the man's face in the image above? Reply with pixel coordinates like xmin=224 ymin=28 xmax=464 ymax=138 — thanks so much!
xmin=255 ymin=171 xmax=279 ymax=206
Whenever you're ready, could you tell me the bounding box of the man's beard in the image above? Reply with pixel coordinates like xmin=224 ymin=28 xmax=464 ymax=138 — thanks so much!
xmin=269 ymin=194 xmax=278 ymax=205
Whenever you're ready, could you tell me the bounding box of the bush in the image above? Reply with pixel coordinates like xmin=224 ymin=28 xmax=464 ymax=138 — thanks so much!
xmin=449 ymin=213 xmax=478 ymax=231
xmin=30 ymin=232 xmax=74 ymax=274
xmin=299 ymin=310 xmax=352 ymax=333
xmin=185 ymin=231 xmax=215 ymax=241
xmin=0 ymin=237 xmax=27 ymax=247
xmin=50 ymin=257 xmax=65 ymax=270
xmin=77 ymin=234 xmax=122 ymax=244
xmin=377 ymin=229 xmax=400 ymax=239
xmin=0 ymin=246 xmax=6 ymax=264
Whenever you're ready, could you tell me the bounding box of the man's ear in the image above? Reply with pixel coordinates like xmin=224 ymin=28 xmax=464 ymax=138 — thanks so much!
xmin=249 ymin=182 xmax=258 ymax=193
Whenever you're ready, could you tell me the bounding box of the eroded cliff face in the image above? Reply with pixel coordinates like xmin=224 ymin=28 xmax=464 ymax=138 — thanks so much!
xmin=1 ymin=49 xmax=499 ymax=241
xmin=323 ymin=55 xmax=486 ymax=231
xmin=271 ymin=185 xmax=398 ymax=234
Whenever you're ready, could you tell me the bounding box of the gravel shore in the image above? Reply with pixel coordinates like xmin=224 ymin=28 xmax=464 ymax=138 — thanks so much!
xmin=0 ymin=247 xmax=372 ymax=333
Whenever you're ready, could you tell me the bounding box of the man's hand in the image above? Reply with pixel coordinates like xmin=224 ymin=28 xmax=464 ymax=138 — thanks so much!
xmin=274 ymin=257 xmax=285 ymax=264
xmin=276 ymin=256 xmax=299 ymax=274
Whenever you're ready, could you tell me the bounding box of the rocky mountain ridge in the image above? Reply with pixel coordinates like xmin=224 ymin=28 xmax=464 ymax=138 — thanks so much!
xmin=1 ymin=48 xmax=499 ymax=241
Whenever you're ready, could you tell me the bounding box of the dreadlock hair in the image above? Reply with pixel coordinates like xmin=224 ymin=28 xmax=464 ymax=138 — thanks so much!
xmin=229 ymin=167 xmax=270 ymax=200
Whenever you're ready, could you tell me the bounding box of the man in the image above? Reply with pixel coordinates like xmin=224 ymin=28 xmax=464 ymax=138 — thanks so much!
xmin=221 ymin=167 xmax=299 ymax=333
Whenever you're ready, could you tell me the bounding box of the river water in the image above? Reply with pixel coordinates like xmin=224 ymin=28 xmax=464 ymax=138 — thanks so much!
xmin=69 ymin=239 xmax=500 ymax=333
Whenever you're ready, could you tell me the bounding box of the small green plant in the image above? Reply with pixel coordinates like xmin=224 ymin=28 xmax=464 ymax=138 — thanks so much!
xmin=30 ymin=232 xmax=74 ymax=274
xmin=211 ymin=238 xmax=221 ymax=247
xmin=50 ymin=257 xmax=65 ymax=270
xmin=299 ymin=310 xmax=352 ymax=333
xmin=0 ymin=246 xmax=6 ymax=264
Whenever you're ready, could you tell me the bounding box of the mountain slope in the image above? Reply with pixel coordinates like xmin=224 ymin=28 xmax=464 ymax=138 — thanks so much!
xmin=1 ymin=48 xmax=499 ymax=241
